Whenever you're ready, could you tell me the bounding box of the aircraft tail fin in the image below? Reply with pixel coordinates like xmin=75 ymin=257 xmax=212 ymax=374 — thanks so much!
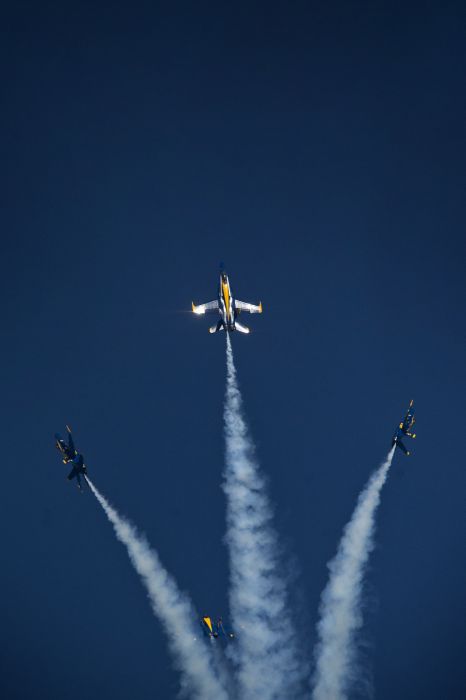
xmin=235 ymin=322 xmax=250 ymax=334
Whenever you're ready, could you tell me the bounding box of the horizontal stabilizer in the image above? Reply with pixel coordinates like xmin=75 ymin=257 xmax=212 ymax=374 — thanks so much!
xmin=396 ymin=439 xmax=409 ymax=455
xmin=235 ymin=322 xmax=250 ymax=334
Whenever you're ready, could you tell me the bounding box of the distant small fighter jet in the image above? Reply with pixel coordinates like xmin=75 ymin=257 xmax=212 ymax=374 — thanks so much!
xmin=55 ymin=425 xmax=88 ymax=490
xmin=200 ymin=615 xmax=235 ymax=640
xmin=392 ymin=400 xmax=416 ymax=456
xmin=192 ymin=266 xmax=262 ymax=334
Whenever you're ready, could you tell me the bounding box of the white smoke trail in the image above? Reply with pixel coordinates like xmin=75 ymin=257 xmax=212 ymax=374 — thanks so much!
xmin=223 ymin=335 xmax=304 ymax=700
xmin=86 ymin=477 xmax=229 ymax=700
xmin=312 ymin=447 xmax=396 ymax=700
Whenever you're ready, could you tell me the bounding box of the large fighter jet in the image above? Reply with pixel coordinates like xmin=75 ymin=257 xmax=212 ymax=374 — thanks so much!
xmin=55 ymin=425 xmax=88 ymax=490
xmin=392 ymin=400 xmax=416 ymax=456
xmin=192 ymin=267 xmax=262 ymax=334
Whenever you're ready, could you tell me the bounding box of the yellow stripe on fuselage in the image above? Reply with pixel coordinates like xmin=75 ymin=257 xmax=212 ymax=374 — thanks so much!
xmin=222 ymin=282 xmax=230 ymax=318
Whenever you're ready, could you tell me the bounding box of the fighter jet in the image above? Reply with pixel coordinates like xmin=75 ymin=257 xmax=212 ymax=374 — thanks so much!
xmin=392 ymin=400 xmax=416 ymax=456
xmin=192 ymin=266 xmax=262 ymax=334
xmin=55 ymin=425 xmax=88 ymax=490
xmin=200 ymin=615 xmax=235 ymax=640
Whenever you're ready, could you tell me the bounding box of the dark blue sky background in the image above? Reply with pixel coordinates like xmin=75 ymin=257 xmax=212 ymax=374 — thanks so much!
xmin=1 ymin=2 xmax=465 ymax=698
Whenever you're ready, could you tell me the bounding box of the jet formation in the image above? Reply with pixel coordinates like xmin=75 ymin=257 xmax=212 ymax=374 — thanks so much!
xmin=392 ymin=400 xmax=417 ymax=456
xmin=55 ymin=267 xmax=417 ymax=646
xmin=192 ymin=265 xmax=262 ymax=334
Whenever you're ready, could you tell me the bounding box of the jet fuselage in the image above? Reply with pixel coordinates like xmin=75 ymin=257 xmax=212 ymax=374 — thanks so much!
xmin=218 ymin=273 xmax=237 ymax=331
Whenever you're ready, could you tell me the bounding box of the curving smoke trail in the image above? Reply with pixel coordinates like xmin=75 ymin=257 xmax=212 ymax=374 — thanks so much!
xmin=312 ymin=447 xmax=396 ymax=700
xmin=86 ymin=477 xmax=229 ymax=700
xmin=223 ymin=335 xmax=304 ymax=700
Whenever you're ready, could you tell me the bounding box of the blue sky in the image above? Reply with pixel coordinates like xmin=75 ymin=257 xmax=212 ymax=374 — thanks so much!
xmin=1 ymin=2 xmax=465 ymax=698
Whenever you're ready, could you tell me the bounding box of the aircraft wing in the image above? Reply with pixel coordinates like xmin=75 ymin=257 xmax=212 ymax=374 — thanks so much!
xmin=235 ymin=300 xmax=263 ymax=314
xmin=192 ymin=300 xmax=218 ymax=315
xmin=202 ymin=616 xmax=213 ymax=633
xmin=67 ymin=431 xmax=75 ymax=453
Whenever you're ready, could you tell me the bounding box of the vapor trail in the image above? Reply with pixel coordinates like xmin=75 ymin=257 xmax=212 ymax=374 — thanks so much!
xmin=312 ymin=447 xmax=396 ymax=700
xmin=223 ymin=335 xmax=303 ymax=700
xmin=86 ymin=477 xmax=229 ymax=700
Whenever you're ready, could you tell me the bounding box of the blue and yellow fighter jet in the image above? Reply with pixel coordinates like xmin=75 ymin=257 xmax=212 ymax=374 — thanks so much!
xmin=55 ymin=425 xmax=88 ymax=490
xmin=392 ymin=400 xmax=416 ymax=456
xmin=200 ymin=615 xmax=235 ymax=640
xmin=192 ymin=266 xmax=262 ymax=334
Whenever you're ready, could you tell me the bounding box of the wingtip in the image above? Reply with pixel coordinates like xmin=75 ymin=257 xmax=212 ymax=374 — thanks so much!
xmin=192 ymin=302 xmax=196 ymax=312
xmin=258 ymin=302 xmax=263 ymax=313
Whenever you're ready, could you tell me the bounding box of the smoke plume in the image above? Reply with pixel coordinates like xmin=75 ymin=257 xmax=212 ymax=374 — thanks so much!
xmin=223 ymin=335 xmax=304 ymax=699
xmin=86 ymin=477 xmax=229 ymax=700
xmin=312 ymin=447 xmax=395 ymax=700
